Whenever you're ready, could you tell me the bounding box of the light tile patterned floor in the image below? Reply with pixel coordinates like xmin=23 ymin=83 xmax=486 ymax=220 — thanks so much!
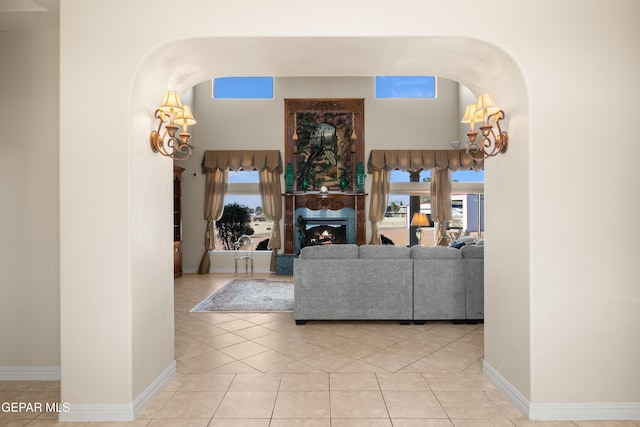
xmin=1 ymin=273 xmax=639 ymax=426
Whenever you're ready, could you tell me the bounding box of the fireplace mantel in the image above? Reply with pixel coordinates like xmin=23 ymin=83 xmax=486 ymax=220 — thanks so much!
xmin=283 ymin=192 xmax=367 ymax=254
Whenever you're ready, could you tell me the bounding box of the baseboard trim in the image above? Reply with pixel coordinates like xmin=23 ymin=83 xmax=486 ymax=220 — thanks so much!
xmin=483 ymin=360 xmax=640 ymax=420
xmin=59 ymin=360 xmax=176 ymax=422
xmin=0 ymin=366 xmax=61 ymax=380
xmin=482 ymin=360 xmax=529 ymax=416
xmin=58 ymin=402 xmax=135 ymax=422
xmin=132 ymin=360 xmax=176 ymax=418
xmin=529 ymin=402 xmax=640 ymax=421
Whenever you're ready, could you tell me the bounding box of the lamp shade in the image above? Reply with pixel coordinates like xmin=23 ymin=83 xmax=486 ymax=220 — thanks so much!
xmin=158 ymin=90 xmax=184 ymax=114
xmin=175 ymin=104 xmax=196 ymax=127
xmin=474 ymin=93 xmax=500 ymax=119
xmin=460 ymin=103 xmax=478 ymax=124
xmin=461 ymin=103 xmax=479 ymax=132
xmin=411 ymin=212 xmax=430 ymax=227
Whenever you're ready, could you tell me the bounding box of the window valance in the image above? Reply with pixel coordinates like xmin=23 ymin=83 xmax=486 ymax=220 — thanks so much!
xmin=367 ymin=150 xmax=483 ymax=172
xmin=202 ymin=150 xmax=282 ymax=173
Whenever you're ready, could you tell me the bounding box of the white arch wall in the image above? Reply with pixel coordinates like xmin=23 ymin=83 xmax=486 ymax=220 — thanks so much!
xmin=57 ymin=0 xmax=640 ymax=421
xmin=129 ymin=35 xmax=531 ymax=412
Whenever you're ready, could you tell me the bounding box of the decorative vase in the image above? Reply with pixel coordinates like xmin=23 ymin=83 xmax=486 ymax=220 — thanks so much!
xmin=340 ymin=175 xmax=347 ymax=192
xmin=285 ymin=162 xmax=294 ymax=193
xmin=356 ymin=162 xmax=365 ymax=192
xmin=301 ymin=176 xmax=308 ymax=192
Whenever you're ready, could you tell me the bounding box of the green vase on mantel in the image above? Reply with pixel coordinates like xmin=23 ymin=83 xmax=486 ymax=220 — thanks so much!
xmin=356 ymin=162 xmax=365 ymax=192
xmin=285 ymin=162 xmax=294 ymax=193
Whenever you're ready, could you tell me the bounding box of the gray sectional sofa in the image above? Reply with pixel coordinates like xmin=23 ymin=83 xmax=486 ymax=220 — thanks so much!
xmin=293 ymin=243 xmax=483 ymax=324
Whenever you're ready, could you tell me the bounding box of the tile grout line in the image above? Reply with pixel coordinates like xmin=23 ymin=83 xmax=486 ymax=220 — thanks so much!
xmin=373 ymin=371 xmax=395 ymax=425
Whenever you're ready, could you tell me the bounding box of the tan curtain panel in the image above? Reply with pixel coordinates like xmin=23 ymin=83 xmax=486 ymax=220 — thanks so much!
xmin=431 ymin=167 xmax=452 ymax=246
xmin=199 ymin=150 xmax=283 ymax=274
xmin=259 ymin=168 xmax=283 ymax=272
xmin=368 ymin=168 xmax=391 ymax=245
xmin=197 ymin=168 xmax=229 ymax=274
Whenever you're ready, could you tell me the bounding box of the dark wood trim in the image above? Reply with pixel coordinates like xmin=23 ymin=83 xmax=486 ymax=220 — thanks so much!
xmin=284 ymin=98 xmax=365 ymax=192
xmin=283 ymin=99 xmax=367 ymax=254
xmin=173 ymin=166 xmax=185 ymax=278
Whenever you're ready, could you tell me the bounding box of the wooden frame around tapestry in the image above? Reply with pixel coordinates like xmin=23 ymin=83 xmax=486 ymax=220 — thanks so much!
xmin=284 ymin=99 xmax=365 ymax=192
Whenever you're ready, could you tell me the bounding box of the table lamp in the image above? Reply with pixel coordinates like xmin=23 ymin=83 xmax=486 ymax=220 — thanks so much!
xmin=410 ymin=212 xmax=430 ymax=246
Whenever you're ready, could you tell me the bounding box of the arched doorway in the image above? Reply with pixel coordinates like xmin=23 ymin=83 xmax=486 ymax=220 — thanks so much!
xmin=123 ymin=36 xmax=530 ymax=417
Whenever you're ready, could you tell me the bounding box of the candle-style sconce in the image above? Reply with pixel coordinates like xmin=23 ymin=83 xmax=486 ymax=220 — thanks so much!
xmin=461 ymin=93 xmax=508 ymax=160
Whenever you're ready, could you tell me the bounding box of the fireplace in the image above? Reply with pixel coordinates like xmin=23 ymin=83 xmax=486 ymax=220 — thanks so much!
xmin=300 ymin=218 xmax=348 ymax=247
xmin=283 ymin=192 xmax=367 ymax=254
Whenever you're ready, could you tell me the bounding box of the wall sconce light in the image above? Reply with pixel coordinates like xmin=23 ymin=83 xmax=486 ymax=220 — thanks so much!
xmin=410 ymin=212 xmax=430 ymax=246
xmin=461 ymin=93 xmax=508 ymax=160
xmin=150 ymin=90 xmax=196 ymax=161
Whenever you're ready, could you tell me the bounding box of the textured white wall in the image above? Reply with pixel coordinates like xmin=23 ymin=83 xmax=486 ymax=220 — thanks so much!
xmin=526 ymin=2 xmax=640 ymax=404
xmin=49 ymin=0 xmax=640 ymax=419
xmin=0 ymin=29 xmax=60 ymax=369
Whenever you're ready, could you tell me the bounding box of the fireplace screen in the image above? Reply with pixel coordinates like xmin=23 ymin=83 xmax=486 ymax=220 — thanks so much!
xmin=299 ymin=218 xmax=348 ymax=248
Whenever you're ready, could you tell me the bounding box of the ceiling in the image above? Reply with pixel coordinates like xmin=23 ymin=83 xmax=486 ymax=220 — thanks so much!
xmin=0 ymin=0 xmax=58 ymax=31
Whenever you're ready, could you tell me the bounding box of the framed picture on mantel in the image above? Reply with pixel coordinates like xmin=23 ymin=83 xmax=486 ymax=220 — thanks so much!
xmin=284 ymin=98 xmax=365 ymax=193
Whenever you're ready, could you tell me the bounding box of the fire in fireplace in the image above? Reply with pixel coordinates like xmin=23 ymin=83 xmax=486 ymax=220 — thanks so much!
xmin=300 ymin=218 xmax=348 ymax=248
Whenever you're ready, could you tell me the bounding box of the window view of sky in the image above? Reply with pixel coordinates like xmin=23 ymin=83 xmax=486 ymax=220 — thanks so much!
xmin=375 ymin=76 xmax=436 ymax=98
xmin=213 ymin=76 xmax=274 ymax=99
xmin=389 ymin=169 xmax=483 ymax=182
xmin=228 ymin=170 xmax=259 ymax=183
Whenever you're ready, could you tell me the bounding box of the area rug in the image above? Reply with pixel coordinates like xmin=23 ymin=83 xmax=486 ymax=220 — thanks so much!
xmin=190 ymin=279 xmax=294 ymax=312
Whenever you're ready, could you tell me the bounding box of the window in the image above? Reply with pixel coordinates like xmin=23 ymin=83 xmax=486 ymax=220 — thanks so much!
xmin=383 ymin=169 xmax=484 ymax=246
xmin=375 ymin=76 xmax=436 ymax=99
xmin=450 ymin=170 xmax=484 ymax=237
xmin=452 ymin=169 xmax=484 ymax=182
xmin=224 ymin=171 xmax=273 ymax=250
xmin=381 ymin=171 xmax=432 ymax=247
xmin=213 ymin=76 xmax=274 ymax=99
xmin=228 ymin=170 xmax=259 ymax=183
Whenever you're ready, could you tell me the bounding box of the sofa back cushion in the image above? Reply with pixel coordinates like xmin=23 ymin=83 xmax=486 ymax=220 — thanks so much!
xmin=299 ymin=244 xmax=359 ymax=259
xmin=411 ymin=246 xmax=462 ymax=259
xmin=461 ymin=244 xmax=484 ymax=258
xmin=358 ymin=244 xmax=410 ymax=259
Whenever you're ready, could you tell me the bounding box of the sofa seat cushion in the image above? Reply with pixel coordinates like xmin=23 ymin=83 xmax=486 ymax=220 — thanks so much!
xmin=411 ymin=246 xmax=462 ymax=259
xmin=299 ymin=244 xmax=359 ymax=259
xmin=358 ymin=244 xmax=410 ymax=259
